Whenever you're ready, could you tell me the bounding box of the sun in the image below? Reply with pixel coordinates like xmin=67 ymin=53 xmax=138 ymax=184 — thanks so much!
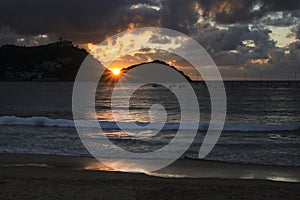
xmin=111 ymin=68 xmax=121 ymax=75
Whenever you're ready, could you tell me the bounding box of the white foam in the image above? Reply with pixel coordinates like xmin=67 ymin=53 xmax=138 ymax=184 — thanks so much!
xmin=0 ymin=116 xmax=75 ymax=127
xmin=0 ymin=116 xmax=299 ymax=132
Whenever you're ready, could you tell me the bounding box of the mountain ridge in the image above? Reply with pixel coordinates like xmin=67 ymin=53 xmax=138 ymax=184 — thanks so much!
xmin=100 ymin=60 xmax=192 ymax=82
xmin=0 ymin=42 xmax=192 ymax=82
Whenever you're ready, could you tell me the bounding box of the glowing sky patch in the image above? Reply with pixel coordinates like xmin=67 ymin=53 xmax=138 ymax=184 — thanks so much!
xmin=251 ymin=2 xmax=263 ymax=12
xmin=87 ymin=29 xmax=185 ymax=68
xmin=250 ymin=58 xmax=269 ymax=65
xmin=130 ymin=3 xmax=160 ymax=11
xmin=242 ymin=40 xmax=255 ymax=48
xmin=268 ymin=26 xmax=296 ymax=47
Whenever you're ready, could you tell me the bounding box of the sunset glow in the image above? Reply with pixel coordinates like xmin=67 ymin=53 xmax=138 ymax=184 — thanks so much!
xmin=250 ymin=58 xmax=270 ymax=65
xmin=111 ymin=68 xmax=121 ymax=75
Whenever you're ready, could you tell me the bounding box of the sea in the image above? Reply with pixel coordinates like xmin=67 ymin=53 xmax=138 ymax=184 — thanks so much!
xmin=0 ymin=81 xmax=299 ymax=167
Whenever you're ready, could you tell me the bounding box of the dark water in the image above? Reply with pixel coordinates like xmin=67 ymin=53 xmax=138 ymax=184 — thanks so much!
xmin=0 ymin=82 xmax=299 ymax=166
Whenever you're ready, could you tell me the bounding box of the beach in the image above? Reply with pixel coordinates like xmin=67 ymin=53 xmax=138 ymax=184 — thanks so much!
xmin=0 ymin=153 xmax=299 ymax=200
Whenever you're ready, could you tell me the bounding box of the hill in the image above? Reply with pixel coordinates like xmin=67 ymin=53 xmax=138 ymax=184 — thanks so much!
xmin=0 ymin=42 xmax=192 ymax=82
xmin=0 ymin=41 xmax=88 ymax=81
xmin=100 ymin=60 xmax=193 ymax=82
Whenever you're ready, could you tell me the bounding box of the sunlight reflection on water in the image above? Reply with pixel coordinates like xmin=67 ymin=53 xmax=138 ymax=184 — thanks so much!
xmin=80 ymin=159 xmax=300 ymax=183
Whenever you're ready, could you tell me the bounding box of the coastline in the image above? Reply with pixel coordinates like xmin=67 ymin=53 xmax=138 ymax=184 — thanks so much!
xmin=1 ymin=153 xmax=299 ymax=181
xmin=0 ymin=153 xmax=299 ymax=200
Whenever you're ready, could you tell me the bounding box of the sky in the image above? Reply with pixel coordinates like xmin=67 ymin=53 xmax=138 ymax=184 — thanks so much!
xmin=1 ymin=0 xmax=300 ymax=80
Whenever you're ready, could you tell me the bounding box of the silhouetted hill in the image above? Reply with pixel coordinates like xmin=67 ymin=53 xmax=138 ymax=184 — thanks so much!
xmin=0 ymin=42 xmax=192 ymax=82
xmin=100 ymin=60 xmax=193 ymax=82
xmin=0 ymin=41 xmax=88 ymax=81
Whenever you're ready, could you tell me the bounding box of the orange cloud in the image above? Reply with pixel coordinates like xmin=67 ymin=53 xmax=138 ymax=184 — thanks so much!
xmin=284 ymin=50 xmax=290 ymax=55
xmin=127 ymin=23 xmax=136 ymax=31
xmin=250 ymin=58 xmax=269 ymax=65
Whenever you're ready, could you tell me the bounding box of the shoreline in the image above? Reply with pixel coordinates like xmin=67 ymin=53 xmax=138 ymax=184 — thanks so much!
xmin=0 ymin=153 xmax=299 ymax=200
xmin=0 ymin=153 xmax=299 ymax=182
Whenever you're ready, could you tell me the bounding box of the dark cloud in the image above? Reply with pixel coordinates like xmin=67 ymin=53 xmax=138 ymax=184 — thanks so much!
xmin=193 ymin=25 xmax=274 ymax=53
xmin=200 ymin=0 xmax=259 ymax=24
xmin=258 ymin=12 xmax=300 ymax=27
xmin=149 ymin=34 xmax=172 ymax=44
xmin=0 ymin=0 xmax=161 ymax=44
xmin=199 ymin=0 xmax=300 ymax=24
xmin=159 ymin=0 xmax=200 ymax=33
xmin=260 ymin=0 xmax=300 ymax=12
xmin=0 ymin=0 xmax=300 ymax=45
xmin=0 ymin=0 xmax=200 ymax=44
xmin=293 ymin=24 xmax=300 ymax=39
xmin=0 ymin=27 xmax=57 ymax=46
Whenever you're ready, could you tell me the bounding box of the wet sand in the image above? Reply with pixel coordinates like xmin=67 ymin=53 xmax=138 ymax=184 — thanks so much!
xmin=0 ymin=153 xmax=299 ymax=200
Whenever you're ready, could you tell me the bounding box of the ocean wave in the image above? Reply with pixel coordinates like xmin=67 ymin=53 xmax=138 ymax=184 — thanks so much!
xmin=0 ymin=116 xmax=299 ymax=132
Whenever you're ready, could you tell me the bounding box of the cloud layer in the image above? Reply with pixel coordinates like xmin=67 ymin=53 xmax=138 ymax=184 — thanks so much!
xmin=0 ymin=0 xmax=300 ymax=79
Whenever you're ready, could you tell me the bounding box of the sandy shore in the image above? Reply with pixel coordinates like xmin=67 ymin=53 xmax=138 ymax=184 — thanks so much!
xmin=0 ymin=154 xmax=299 ymax=200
